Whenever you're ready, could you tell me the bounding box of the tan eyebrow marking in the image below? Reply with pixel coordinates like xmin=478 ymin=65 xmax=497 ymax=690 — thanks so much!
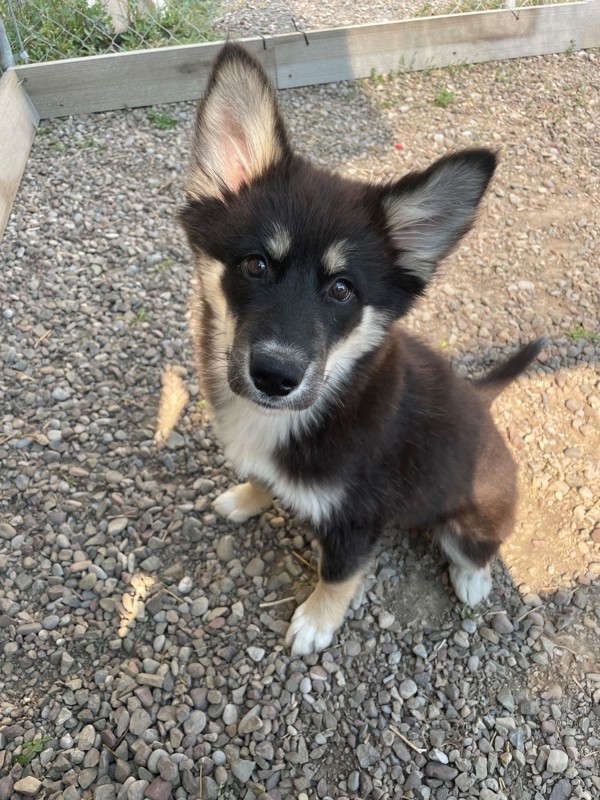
xmin=323 ymin=240 xmax=352 ymax=275
xmin=265 ymin=224 xmax=292 ymax=261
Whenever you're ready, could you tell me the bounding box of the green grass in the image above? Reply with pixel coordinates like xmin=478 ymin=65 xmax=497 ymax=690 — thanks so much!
xmin=156 ymin=256 xmax=175 ymax=273
xmin=147 ymin=109 xmax=178 ymax=130
xmin=132 ymin=307 xmax=149 ymax=325
xmin=11 ymin=737 xmax=52 ymax=766
xmin=434 ymin=88 xmax=455 ymax=108
xmin=0 ymin=0 xmax=216 ymax=63
xmin=566 ymin=326 xmax=599 ymax=342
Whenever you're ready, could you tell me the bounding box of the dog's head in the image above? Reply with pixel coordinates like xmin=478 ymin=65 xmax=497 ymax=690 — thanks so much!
xmin=179 ymin=43 xmax=496 ymax=412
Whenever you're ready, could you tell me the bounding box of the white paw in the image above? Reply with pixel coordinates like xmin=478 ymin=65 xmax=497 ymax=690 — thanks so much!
xmin=449 ymin=564 xmax=492 ymax=606
xmin=213 ymin=482 xmax=272 ymax=523
xmin=285 ymin=600 xmax=338 ymax=656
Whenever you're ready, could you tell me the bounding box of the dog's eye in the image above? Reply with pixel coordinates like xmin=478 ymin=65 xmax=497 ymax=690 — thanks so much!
xmin=329 ymin=279 xmax=354 ymax=302
xmin=241 ymin=255 xmax=268 ymax=279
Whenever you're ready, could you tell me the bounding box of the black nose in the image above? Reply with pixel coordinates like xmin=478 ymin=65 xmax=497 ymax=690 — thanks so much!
xmin=250 ymin=352 xmax=305 ymax=397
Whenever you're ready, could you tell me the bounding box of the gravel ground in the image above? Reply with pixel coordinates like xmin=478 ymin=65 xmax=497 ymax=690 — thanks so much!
xmin=1 ymin=48 xmax=599 ymax=800
xmin=212 ymin=0 xmax=525 ymax=36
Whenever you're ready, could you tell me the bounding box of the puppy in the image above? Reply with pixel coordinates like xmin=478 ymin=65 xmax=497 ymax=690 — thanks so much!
xmin=179 ymin=43 xmax=542 ymax=655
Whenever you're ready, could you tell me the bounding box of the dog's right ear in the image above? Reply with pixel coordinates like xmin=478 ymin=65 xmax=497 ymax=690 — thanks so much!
xmin=186 ymin=43 xmax=291 ymax=200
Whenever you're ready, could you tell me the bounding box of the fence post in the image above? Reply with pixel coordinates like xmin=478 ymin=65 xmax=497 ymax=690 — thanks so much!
xmin=0 ymin=17 xmax=16 ymax=70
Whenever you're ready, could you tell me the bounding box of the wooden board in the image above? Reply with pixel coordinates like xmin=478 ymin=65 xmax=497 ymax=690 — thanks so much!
xmin=274 ymin=0 xmax=600 ymax=88
xmin=0 ymin=71 xmax=39 ymax=238
xmin=13 ymin=39 xmax=276 ymax=119
xmin=11 ymin=0 xmax=599 ymax=118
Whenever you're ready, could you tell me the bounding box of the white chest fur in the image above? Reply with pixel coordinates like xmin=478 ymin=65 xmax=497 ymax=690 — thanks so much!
xmin=212 ymin=394 xmax=343 ymax=527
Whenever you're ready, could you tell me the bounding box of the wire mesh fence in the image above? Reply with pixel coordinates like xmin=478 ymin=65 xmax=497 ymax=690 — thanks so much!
xmin=0 ymin=0 xmax=578 ymax=68
xmin=0 ymin=0 xmax=217 ymax=67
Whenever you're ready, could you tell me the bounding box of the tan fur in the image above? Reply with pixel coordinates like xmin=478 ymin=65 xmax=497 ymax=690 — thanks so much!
xmin=154 ymin=366 xmax=190 ymax=446
xmin=302 ymin=572 xmax=365 ymax=628
xmin=285 ymin=565 xmax=367 ymax=654
xmin=322 ymin=240 xmax=352 ymax=276
xmin=186 ymin=59 xmax=285 ymax=200
xmin=265 ymin=223 xmax=292 ymax=261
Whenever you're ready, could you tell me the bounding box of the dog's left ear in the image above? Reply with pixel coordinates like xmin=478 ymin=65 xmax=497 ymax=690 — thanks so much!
xmin=377 ymin=149 xmax=497 ymax=286
xmin=186 ymin=43 xmax=291 ymax=200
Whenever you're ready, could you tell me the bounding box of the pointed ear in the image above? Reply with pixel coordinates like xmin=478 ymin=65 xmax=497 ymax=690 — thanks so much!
xmin=377 ymin=149 xmax=497 ymax=285
xmin=186 ymin=43 xmax=291 ymax=200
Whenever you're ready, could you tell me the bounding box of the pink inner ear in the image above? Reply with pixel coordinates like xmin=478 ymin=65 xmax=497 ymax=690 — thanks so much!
xmin=222 ymin=120 xmax=252 ymax=194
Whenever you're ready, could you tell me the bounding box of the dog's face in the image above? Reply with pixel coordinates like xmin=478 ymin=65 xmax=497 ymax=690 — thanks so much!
xmin=180 ymin=44 xmax=496 ymax=413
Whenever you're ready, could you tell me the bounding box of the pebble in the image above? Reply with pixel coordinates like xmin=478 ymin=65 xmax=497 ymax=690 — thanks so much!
xmin=549 ymin=778 xmax=572 ymax=800
xmin=245 ymin=556 xmax=265 ymax=577
xmin=183 ymin=710 xmax=207 ymax=735
xmin=547 ymin=749 xmax=569 ymax=773
xmin=177 ymin=575 xmax=193 ymax=594
xmin=231 ymin=759 xmax=256 ymax=782
xmin=13 ymin=777 xmax=42 ymax=796
xmin=216 ymin=535 xmax=235 ymax=562
xmin=425 ymin=762 xmax=459 ymax=781
xmin=356 ymin=743 xmax=380 ymax=768
xmin=0 ymin=778 xmax=14 ymax=800
xmin=129 ymin=708 xmax=152 ymax=736
xmin=378 ymin=611 xmax=395 ymax=629
xmin=399 ymin=679 xmax=418 ymax=699
xmin=247 ymin=645 xmax=266 ymax=662
xmin=492 ymin=613 xmax=514 ymax=634
xmin=145 ymin=777 xmax=172 ymax=800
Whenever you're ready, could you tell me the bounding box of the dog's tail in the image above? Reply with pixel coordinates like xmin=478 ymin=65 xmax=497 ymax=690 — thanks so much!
xmin=476 ymin=338 xmax=545 ymax=403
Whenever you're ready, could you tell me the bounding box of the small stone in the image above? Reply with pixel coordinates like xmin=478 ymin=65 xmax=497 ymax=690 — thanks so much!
xmin=378 ymin=611 xmax=395 ymax=629
xmin=42 ymin=614 xmax=60 ymax=630
xmin=0 ymin=777 xmax=14 ymax=800
xmin=144 ymin=777 xmax=172 ymax=800
xmin=238 ymin=708 xmax=263 ymax=735
xmin=129 ymin=707 xmax=152 ymax=736
xmin=231 ymin=759 xmax=255 ymax=783
xmin=546 ymin=749 xmax=569 ymax=773
xmin=13 ymin=777 xmax=42 ymax=797
xmin=356 ymin=742 xmax=380 ymax=768
xmin=107 ymin=517 xmax=129 ymax=535
xmin=497 ymin=686 xmax=515 ymax=712
xmin=52 ymin=387 xmax=71 ymax=401
xmin=399 ymin=679 xmax=418 ymax=699
xmin=348 ymin=771 xmax=360 ymax=792
xmin=216 ymin=535 xmax=235 ymax=562
xmin=157 ymin=755 xmax=178 ymax=782
xmin=77 ymin=724 xmax=97 ymax=751
xmin=165 ymin=431 xmax=185 ymax=449
xmin=424 ymin=762 xmax=459 ymax=781
xmin=222 ymin=704 xmax=238 ymax=725
xmin=78 ymin=768 xmax=97 ymax=789
xmin=177 ymin=576 xmax=193 ymax=595
xmin=549 ymin=778 xmax=572 ymax=800
xmin=127 ymin=780 xmax=149 ymax=800
xmin=247 ymin=645 xmax=265 ymax=662
xmin=245 ymin=557 xmax=265 ymax=577
xmin=183 ymin=710 xmax=207 ymax=735
xmin=492 ymin=614 xmax=514 ymax=634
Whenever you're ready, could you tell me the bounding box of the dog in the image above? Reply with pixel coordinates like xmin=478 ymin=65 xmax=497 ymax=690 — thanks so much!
xmin=178 ymin=42 xmax=542 ymax=656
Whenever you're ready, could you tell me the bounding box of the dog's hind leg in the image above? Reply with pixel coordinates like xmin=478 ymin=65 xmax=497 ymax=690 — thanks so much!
xmin=438 ymin=522 xmax=503 ymax=607
xmin=213 ymin=481 xmax=273 ymax=523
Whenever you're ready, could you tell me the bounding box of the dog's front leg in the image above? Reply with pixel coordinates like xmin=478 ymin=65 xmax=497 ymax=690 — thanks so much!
xmin=213 ymin=481 xmax=273 ymax=523
xmin=285 ymin=525 xmax=378 ymax=656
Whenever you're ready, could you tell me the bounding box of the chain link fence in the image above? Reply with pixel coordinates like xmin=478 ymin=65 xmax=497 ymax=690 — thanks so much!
xmin=0 ymin=0 xmax=217 ymax=68
xmin=0 ymin=0 xmax=574 ymax=68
